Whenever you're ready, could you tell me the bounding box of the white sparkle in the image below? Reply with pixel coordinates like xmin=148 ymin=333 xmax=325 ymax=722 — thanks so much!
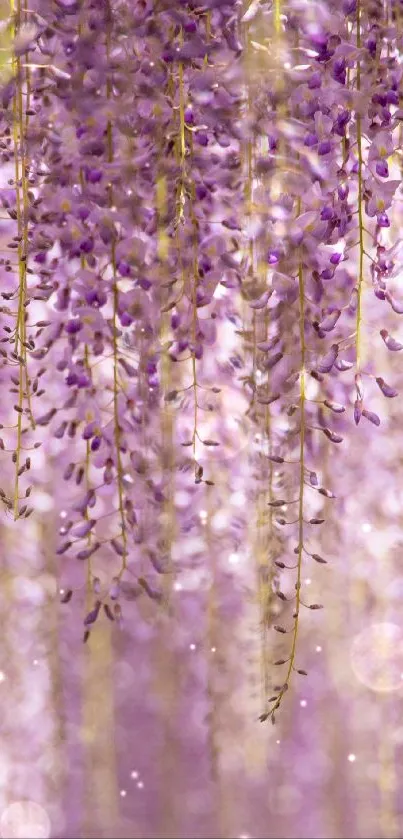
xmin=300 ymin=699 xmax=307 ymax=708
xmin=137 ymin=781 xmax=144 ymax=789
xmin=189 ymin=643 xmax=196 ymax=651
xmin=0 ymin=671 xmax=5 ymax=683
xmin=316 ymin=645 xmax=322 ymax=653
xmin=276 ymin=739 xmax=280 ymax=744
xmin=231 ymin=490 xmax=247 ymax=507
xmin=60 ymin=510 xmax=67 ymax=519
xmin=227 ymin=416 xmax=238 ymax=431
xmin=33 ymin=659 xmax=38 ymax=666
xmin=130 ymin=771 xmax=139 ymax=780
xmin=120 ymin=790 xmax=127 ymax=798
xmin=348 ymin=753 xmax=356 ymax=762
xmin=305 ymin=578 xmax=312 ymax=585
xmin=199 ymin=510 xmax=208 ymax=520
xmin=174 ymin=581 xmax=182 ymax=591
xmin=361 ymin=522 xmax=372 ymax=533
xmin=228 ymin=553 xmax=240 ymax=565
xmin=211 ymin=646 xmax=216 ymax=653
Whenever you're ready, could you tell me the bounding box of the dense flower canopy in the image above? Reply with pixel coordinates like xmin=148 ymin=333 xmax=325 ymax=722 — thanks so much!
xmin=2 ymin=3 xmax=403 ymax=833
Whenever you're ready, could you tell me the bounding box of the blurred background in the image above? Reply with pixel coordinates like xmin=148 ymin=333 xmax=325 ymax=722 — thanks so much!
xmin=1 ymin=402 xmax=403 ymax=839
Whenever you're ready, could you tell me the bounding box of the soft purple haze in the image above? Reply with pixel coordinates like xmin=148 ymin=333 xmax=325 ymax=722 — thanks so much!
xmin=1 ymin=0 xmax=403 ymax=836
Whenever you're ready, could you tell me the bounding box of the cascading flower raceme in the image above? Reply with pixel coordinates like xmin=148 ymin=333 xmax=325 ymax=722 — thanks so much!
xmin=1 ymin=0 xmax=402 ymax=723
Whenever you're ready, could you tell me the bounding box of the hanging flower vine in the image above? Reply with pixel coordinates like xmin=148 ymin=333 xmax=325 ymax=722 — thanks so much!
xmin=1 ymin=0 xmax=403 ymax=724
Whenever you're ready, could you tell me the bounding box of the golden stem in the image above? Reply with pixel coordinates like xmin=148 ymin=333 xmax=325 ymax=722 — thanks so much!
xmin=355 ymin=0 xmax=365 ymax=371
xmin=271 ymin=262 xmax=305 ymax=717
xmin=274 ymin=0 xmax=281 ymax=35
xmin=105 ymin=23 xmax=127 ymax=574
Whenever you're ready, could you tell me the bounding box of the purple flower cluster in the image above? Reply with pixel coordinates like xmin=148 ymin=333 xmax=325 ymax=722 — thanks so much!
xmin=1 ymin=0 xmax=403 ymax=722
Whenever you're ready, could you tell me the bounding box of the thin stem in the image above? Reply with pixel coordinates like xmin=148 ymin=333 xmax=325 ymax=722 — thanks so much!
xmin=84 ymin=346 xmax=93 ymax=589
xmin=187 ymin=145 xmax=199 ymax=463
xmin=177 ymin=28 xmax=198 ymax=465
xmin=270 ymin=262 xmax=305 ymax=718
xmin=12 ymin=0 xmax=26 ymax=519
xmin=274 ymin=0 xmax=281 ymax=35
xmin=112 ymin=275 xmax=127 ymax=576
xmin=106 ymin=18 xmax=127 ymax=575
xmin=178 ymin=56 xmax=185 ymax=162
xmin=355 ymin=0 xmax=365 ymax=371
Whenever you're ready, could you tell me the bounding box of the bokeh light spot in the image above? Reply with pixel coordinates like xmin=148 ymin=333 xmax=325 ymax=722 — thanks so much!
xmin=0 ymin=801 xmax=50 ymax=839
xmin=351 ymin=622 xmax=403 ymax=693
